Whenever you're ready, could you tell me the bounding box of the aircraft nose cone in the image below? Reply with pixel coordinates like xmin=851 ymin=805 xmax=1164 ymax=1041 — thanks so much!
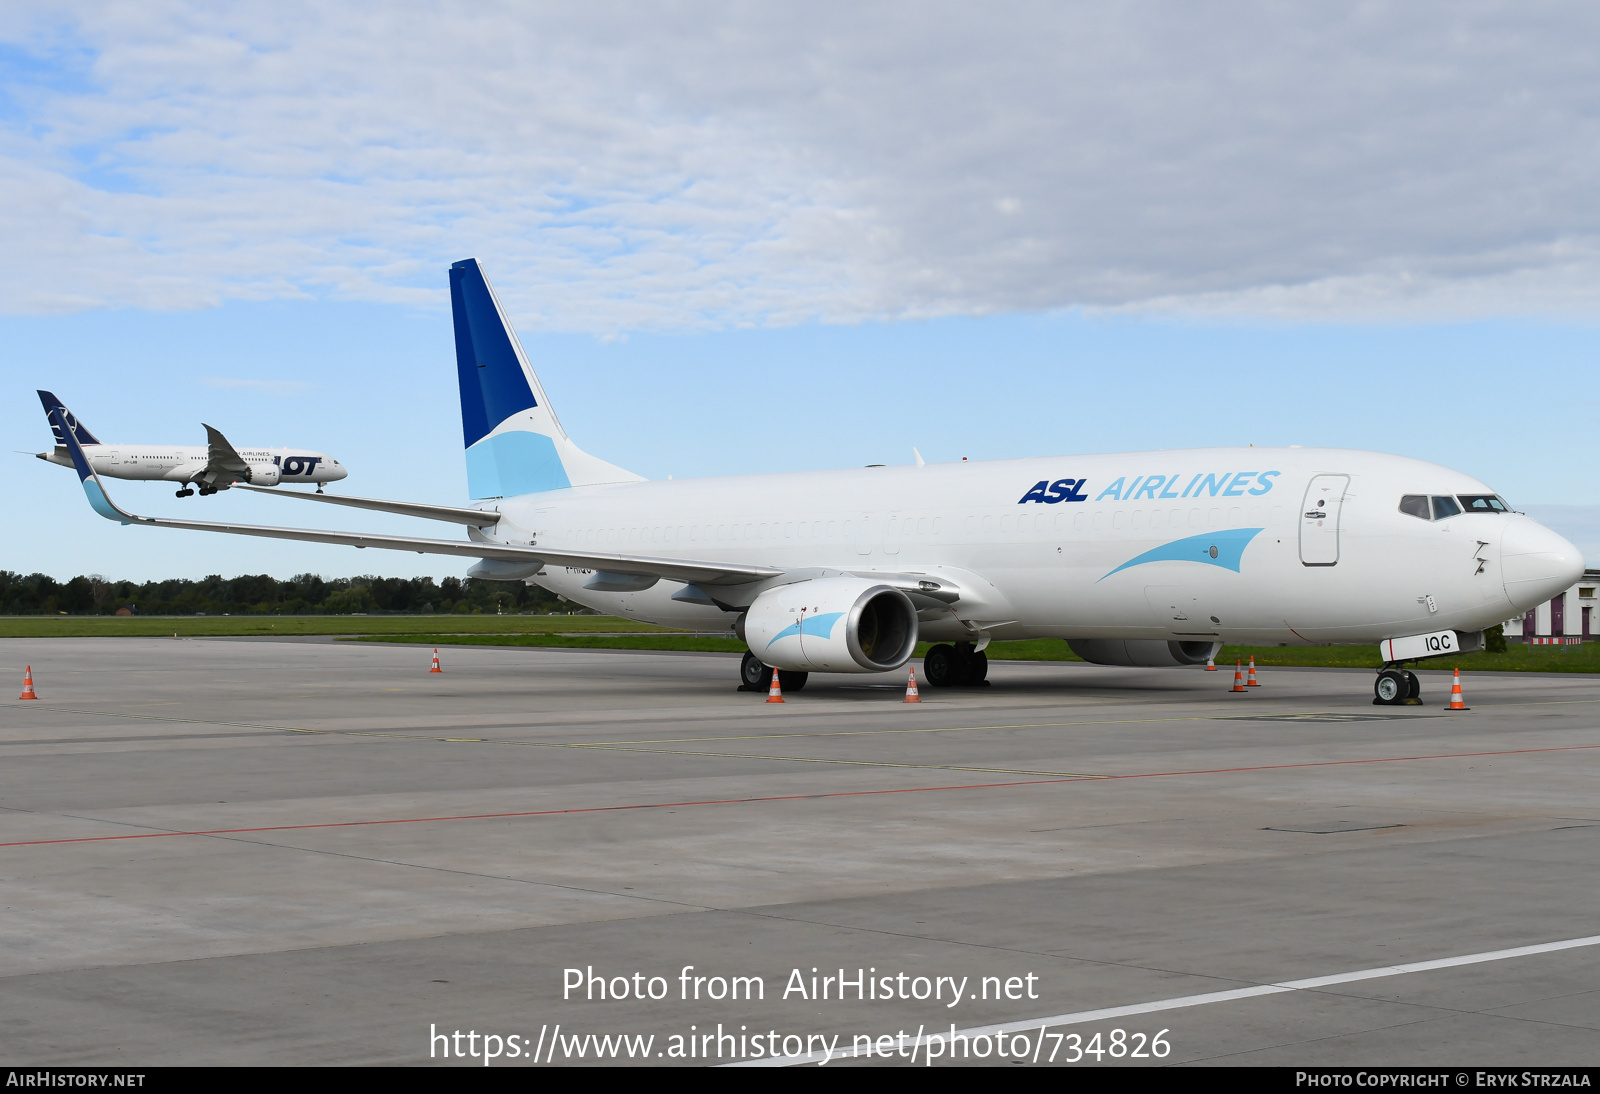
xmin=1501 ymin=517 xmax=1584 ymax=610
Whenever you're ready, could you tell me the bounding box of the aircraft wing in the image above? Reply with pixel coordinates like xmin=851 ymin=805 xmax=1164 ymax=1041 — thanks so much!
xmin=53 ymin=410 xmax=779 ymax=587
xmin=231 ymin=483 xmax=502 ymax=528
xmin=202 ymin=424 xmax=254 ymax=486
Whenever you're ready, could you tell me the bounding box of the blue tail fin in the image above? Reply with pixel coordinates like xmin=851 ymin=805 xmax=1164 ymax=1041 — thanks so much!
xmin=449 ymin=259 xmax=641 ymax=499
xmin=37 ymin=391 xmax=102 ymax=447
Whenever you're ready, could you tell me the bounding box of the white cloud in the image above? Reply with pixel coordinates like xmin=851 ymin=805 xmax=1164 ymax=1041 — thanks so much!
xmin=4 ymin=2 xmax=1600 ymax=329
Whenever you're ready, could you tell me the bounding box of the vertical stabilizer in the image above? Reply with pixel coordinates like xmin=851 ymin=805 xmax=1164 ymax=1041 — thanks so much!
xmin=37 ymin=391 xmax=102 ymax=446
xmin=450 ymin=259 xmax=642 ymax=499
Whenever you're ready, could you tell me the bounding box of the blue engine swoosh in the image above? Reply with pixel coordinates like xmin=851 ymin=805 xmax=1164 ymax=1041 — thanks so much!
xmin=767 ymin=612 xmax=844 ymax=648
xmin=1099 ymin=528 xmax=1264 ymax=581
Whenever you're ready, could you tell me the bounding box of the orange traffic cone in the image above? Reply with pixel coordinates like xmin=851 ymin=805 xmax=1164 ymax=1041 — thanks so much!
xmin=429 ymin=649 xmax=442 ymax=673
xmin=765 ymin=667 xmax=784 ymax=704
xmin=18 ymin=666 xmax=38 ymax=700
xmin=1231 ymin=661 xmax=1246 ymax=693
xmin=1447 ymin=668 xmax=1469 ymax=711
xmin=904 ymin=666 xmax=921 ymax=703
xmin=1205 ymin=656 xmax=1216 ymax=671
xmin=1246 ymin=657 xmax=1260 ymax=687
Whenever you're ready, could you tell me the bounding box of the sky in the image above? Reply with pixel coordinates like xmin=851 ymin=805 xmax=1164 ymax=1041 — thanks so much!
xmin=2 ymin=2 xmax=1597 ymax=582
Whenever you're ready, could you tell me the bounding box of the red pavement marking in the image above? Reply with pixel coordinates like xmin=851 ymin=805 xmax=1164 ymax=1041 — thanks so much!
xmin=5 ymin=740 xmax=1598 ymax=850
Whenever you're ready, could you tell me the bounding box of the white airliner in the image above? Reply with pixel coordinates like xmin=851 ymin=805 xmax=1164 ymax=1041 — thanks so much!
xmin=36 ymin=390 xmax=347 ymax=496
xmin=55 ymin=260 xmax=1583 ymax=705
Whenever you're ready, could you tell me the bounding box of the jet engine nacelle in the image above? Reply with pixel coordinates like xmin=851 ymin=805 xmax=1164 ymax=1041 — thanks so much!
xmin=1068 ymin=639 xmax=1222 ymax=668
xmin=742 ymin=577 xmax=918 ymax=673
xmin=247 ymin=464 xmax=281 ymax=486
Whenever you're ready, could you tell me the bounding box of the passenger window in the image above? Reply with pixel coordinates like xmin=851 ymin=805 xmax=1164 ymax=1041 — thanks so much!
xmin=1431 ymin=496 xmax=1462 ymax=519
xmin=1399 ymin=495 xmax=1431 ymax=520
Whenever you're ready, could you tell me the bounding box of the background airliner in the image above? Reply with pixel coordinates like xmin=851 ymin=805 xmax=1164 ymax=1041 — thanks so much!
xmin=55 ymin=260 xmax=1584 ymax=705
xmin=36 ymin=390 xmax=346 ymax=496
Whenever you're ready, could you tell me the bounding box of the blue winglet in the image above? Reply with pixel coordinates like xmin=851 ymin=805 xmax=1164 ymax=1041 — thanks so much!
xmin=51 ymin=407 xmax=133 ymax=525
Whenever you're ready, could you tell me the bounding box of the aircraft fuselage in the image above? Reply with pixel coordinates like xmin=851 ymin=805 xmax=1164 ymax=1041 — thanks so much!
xmin=492 ymin=446 xmax=1575 ymax=647
xmin=38 ymin=445 xmax=345 ymax=487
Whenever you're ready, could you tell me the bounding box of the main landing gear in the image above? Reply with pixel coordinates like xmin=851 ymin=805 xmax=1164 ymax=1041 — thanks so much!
xmin=1373 ymin=665 xmax=1422 ymax=706
xmin=739 ymin=651 xmax=807 ymax=693
xmin=923 ymin=641 xmax=990 ymax=688
xmin=174 ymin=488 xmax=194 ymax=497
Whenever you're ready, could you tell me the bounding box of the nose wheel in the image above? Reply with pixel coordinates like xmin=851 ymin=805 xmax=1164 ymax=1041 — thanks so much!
xmin=1374 ymin=667 xmax=1422 ymax=705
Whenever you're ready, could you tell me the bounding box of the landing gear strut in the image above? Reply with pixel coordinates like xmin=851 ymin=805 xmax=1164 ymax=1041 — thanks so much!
xmin=739 ymin=651 xmax=807 ymax=693
xmin=923 ymin=641 xmax=990 ymax=687
xmin=1373 ymin=665 xmax=1421 ymax=706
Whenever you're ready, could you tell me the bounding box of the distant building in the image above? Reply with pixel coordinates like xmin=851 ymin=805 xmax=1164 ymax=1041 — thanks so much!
xmin=1503 ymin=569 xmax=1598 ymax=644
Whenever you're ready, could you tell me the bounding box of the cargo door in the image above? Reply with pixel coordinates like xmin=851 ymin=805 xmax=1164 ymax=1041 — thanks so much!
xmin=1299 ymin=474 xmax=1349 ymax=566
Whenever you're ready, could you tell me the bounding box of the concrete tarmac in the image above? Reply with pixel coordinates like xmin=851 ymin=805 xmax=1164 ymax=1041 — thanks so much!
xmin=1 ymin=637 xmax=1597 ymax=1067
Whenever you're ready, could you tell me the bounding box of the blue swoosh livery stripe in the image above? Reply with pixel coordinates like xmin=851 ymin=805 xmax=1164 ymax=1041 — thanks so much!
xmin=1099 ymin=528 xmax=1264 ymax=581
xmin=766 ymin=612 xmax=844 ymax=648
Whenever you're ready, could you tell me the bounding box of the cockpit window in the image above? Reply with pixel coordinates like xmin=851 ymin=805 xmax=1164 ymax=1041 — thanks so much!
xmin=1399 ymin=495 xmax=1431 ymax=520
xmin=1431 ymin=496 xmax=1462 ymax=519
xmin=1457 ymin=494 xmax=1510 ymax=513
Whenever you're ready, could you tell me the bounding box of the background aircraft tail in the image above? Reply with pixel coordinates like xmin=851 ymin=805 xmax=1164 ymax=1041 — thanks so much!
xmin=37 ymin=391 xmax=103 ymax=447
xmin=450 ymin=259 xmax=642 ymax=500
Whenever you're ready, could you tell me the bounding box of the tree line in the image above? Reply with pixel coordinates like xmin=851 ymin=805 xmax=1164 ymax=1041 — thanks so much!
xmin=0 ymin=571 xmax=575 ymax=616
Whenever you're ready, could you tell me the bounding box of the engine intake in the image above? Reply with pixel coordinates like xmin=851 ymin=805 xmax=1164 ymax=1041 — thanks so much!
xmin=743 ymin=577 xmax=918 ymax=673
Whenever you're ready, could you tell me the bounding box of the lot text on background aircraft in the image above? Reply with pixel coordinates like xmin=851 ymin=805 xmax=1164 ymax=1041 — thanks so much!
xmin=51 ymin=260 xmax=1583 ymax=705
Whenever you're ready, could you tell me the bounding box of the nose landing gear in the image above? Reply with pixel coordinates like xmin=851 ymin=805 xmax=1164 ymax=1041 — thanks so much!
xmin=1374 ymin=666 xmax=1422 ymax=705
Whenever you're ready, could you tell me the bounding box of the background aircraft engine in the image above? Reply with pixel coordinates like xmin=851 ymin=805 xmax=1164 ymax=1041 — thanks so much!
xmin=247 ymin=464 xmax=281 ymax=486
xmin=1067 ymin=639 xmax=1223 ymax=668
xmin=743 ymin=578 xmax=918 ymax=673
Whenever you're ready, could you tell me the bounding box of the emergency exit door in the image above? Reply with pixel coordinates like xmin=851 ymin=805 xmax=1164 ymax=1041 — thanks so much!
xmin=1300 ymin=474 xmax=1349 ymax=566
